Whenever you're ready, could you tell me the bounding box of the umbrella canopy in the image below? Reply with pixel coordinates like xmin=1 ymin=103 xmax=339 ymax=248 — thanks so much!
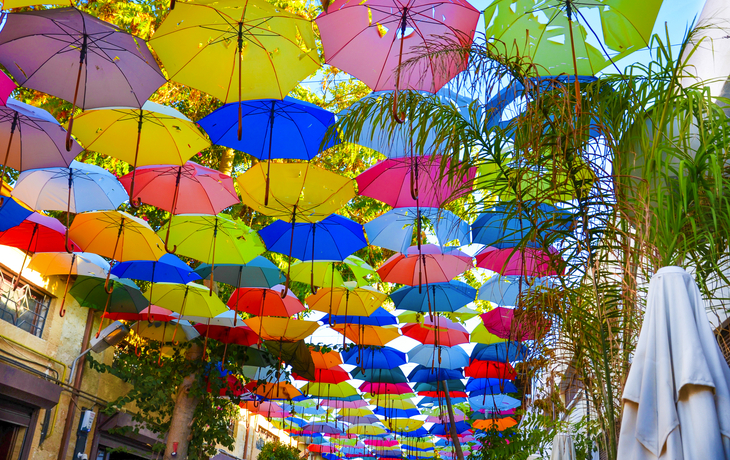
xmin=377 ymin=245 xmax=472 ymax=286
xmin=119 ymin=161 xmax=237 ymax=215
xmin=238 ymin=162 xmax=355 ymax=222
xmin=199 ymin=97 xmax=338 ymax=161
xmin=245 ymin=381 xmax=302 ymax=401
xmin=332 ymin=324 xmax=401 ymax=347
xmin=157 ymin=214 xmax=264 ymax=264
xmin=304 ymin=422 xmax=345 ymax=435
xmin=464 ymin=360 xmax=517 ymax=380
xmin=0 ymin=71 xmax=16 ymax=106
xmin=133 ymin=320 xmax=199 ymax=343
xmin=617 ymin=266 xmax=730 ymax=459
xmin=290 ymin=257 xmax=378 ymax=288
xmin=357 ymin=157 xmax=475 ymax=208
xmin=302 ymin=382 xmax=358 ymax=399
xmin=315 ymin=0 xmax=479 ymax=92
xmin=390 ymin=281 xmax=476 ymax=313
xmin=470 ymin=323 xmax=508 ymax=345
xmin=105 ymin=305 xmax=176 ymax=323
xmin=466 ymin=378 xmax=518 ymax=395
xmin=193 ymin=324 xmax=259 ymax=347
xmin=408 ymin=365 xmax=463 ymax=383
xmin=480 ymin=306 xmax=549 ymax=341
xmin=360 ymin=382 xmax=412 ymax=395
xmin=475 ymin=246 xmax=563 ymax=277
xmin=365 ymin=207 xmax=470 ymax=253
xmin=195 ymin=257 xmax=285 ymax=289
xmin=307 ymin=286 xmax=387 ymax=317
xmin=261 ymin=214 xmax=367 ymax=261
xmin=467 ymin=394 xmax=521 ymax=411
xmin=342 ymin=346 xmax=407 ymax=368
xmin=347 ymin=425 xmax=386 ymax=436
xmin=311 ymin=350 xmax=344 ymax=369
xmin=471 ymin=204 xmax=572 ymax=248
xmin=110 ymin=253 xmax=200 ymax=285
xmin=227 ymin=285 xmax=305 ymax=317
xmin=401 ymin=317 xmax=470 ymax=346
xmin=351 ymin=367 xmax=408 ymax=384
xmin=263 ymin=340 xmax=316 ymax=380
xmin=0 ymin=197 xmax=32 ymax=232
xmin=69 ymin=211 xmax=165 ymax=262
xmin=322 ymin=307 xmax=398 ymax=327
xmin=12 ymin=160 xmax=127 ymax=213
xmin=477 ymin=275 xmax=550 ymax=306
xmin=294 ymin=366 xmax=351 ymax=384
xmin=470 ymin=342 xmax=528 ymax=363
xmin=144 ymin=283 xmax=228 ymax=318
xmin=28 ymin=252 xmax=109 ymax=278
xmin=385 ymin=419 xmax=424 ymax=433
xmin=150 ymin=0 xmax=319 ymax=102
xmin=69 ymin=275 xmax=148 ymax=314
xmin=244 ymin=317 xmax=319 ymax=342
xmin=408 ymin=344 xmax=469 ymax=369
xmin=0 ymin=213 xmax=79 ymax=253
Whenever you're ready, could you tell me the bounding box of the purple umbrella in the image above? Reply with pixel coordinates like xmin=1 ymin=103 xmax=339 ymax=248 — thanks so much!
xmin=0 ymin=7 xmax=166 ymax=150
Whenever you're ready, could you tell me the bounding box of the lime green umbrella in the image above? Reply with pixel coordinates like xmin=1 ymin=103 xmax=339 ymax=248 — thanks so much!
xmin=157 ymin=214 xmax=265 ymax=295
xmin=289 ymin=257 xmax=379 ymax=290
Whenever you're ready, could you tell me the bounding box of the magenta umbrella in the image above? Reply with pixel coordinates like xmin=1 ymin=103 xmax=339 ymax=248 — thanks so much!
xmin=480 ymin=306 xmax=547 ymax=341
xmin=357 ymin=156 xmax=474 ymax=208
xmin=475 ymin=247 xmax=563 ymax=277
xmin=0 ymin=71 xmax=16 ymax=106
xmin=316 ymin=0 xmax=479 ymax=119
xmin=377 ymin=244 xmax=472 ymax=287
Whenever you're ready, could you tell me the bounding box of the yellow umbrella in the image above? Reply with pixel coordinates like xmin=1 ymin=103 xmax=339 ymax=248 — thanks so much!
xmin=470 ymin=323 xmax=506 ymax=345
xmin=307 ymin=285 xmax=386 ymax=318
xmin=237 ymin=162 xmax=355 ymax=221
xmin=150 ymin=0 xmax=319 ymax=137
xmin=244 ymin=316 xmax=319 ymax=342
xmin=290 ymin=258 xmax=379 ymax=288
xmin=132 ymin=320 xmax=198 ymax=343
xmin=69 ymin=210 xmax=165 ymax=292
xmin=301 ymin=382 xmax=358 ymax=399
xmin=145 ymin=283 xmax=227 ymax=322
xmin=332 ymin=324 xmax=400 ymax=347
xmin=71 ymin=102 xmax=210 ymax=202
xmin=385 ymin=418 xmax=424 ymax=432
xmin=338 ymin=408 xmax=374 ymax=417
xmin=251 ymin=381 xmax=303 ymax=400
xmin=346 ymin=425 xmax=386 ymax=436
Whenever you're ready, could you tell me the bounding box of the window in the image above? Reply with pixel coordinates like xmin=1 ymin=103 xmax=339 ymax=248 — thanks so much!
xmin=0 ymin=267 xmax=52 ymax=338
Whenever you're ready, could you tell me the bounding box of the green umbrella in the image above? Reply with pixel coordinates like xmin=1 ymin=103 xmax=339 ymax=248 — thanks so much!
xmin=351 ymin=367 xmax=409 ymax=384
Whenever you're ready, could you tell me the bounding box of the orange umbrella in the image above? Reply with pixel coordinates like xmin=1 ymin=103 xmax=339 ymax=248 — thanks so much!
xmin=471 ymin=417 xmax=517 ymax=431
xmin=244 ymin=316 xmax=319 ymax=342
xmin=332 ymin=324 xmax=400 ymax=347
xmin=306 ymin=285 xmax=386 ymax=318
xmin=244 ymin=381 xmax=302 ymax=401
xmin=228 ymin=284 xmax=304 ymax=317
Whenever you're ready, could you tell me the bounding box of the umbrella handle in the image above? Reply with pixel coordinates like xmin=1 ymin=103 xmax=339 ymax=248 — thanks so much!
xmin=65 ymin=40 xmax=86 ymax=152
xmin=164 ymin=215 xmax=178 ymax=254
xmin=58 ymin=257 xmax=75 ymax=317
xmin=65 ymin=229 xmax=75 ymax=254
xmin=103 ymin=271 xmax=115 ymax=294
xmin=95 ymin=291 xmax=113 ymax=338
xmin=170 ymin=0 xmax=176 ymax=9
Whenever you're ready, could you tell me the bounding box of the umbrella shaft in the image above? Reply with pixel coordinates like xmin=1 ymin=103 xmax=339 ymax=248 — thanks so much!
xmin=0 ymin=114 xmax=18 ymax=190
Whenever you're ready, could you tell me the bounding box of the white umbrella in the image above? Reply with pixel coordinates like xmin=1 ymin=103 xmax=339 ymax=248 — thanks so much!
xmin=550 ymin=432 xmax=576 ymax=460
xmin=617 ymin=266 xmax=730 ymax=459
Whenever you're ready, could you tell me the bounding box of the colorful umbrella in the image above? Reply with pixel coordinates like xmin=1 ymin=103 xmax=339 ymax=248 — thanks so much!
xmin=377 ymin=245 xmax=472 ymax=288
xmin=352 ymin=367 xmax=408 ymax=384
xmin=227 ymin=285 xmax=305 ymax=317
xmin=470 ymin=342 xmax=528 ymax=363
xmin=244 ymin=381 xmax=302 ymax=401
xmin=132 ymin=320 xmax=199 ymax=343
xmin=471 ymin=417 xmax=517 ymax=431
xmin=150 ymin=0 xmax=319 ymax=138
xmin=347 ymin=425 xmax=386 ymax=436
xmin=69 ymin=275 xmax=149 ymax=335
xmin=402 ymin=316 xmax=469 ymax=346
xmin=244 ymin=317 xmax=319 ymax=342
xmin=110 ymin=253 xmax=200 ymax=285
xmin=74 ymin=102 xmax=211 ymax=201
xmin=294 ymin=366 xmax=351 ymax=384
xmin=302 ymin=382 xmax=358 ymax=399
xmin=464 ymin=361 xmax=517 ymax=380
xmin=195 ymin=257 xmax=285 ymax=289
xmin=466 ymin=378 xmax=518 ymax=395
xmin=390 ymin=281 xmax=475 ymax=313
xmin=290 ymin=257 xmax=379 ymax=289
xmin=470 ymin=323 xmax=507 ymax=345
xmin=467 ymin=394 xmax=521 ymax=411
xmin=0 ymin=7 xmax=165 ymax=148
xmin=145 ymin=282 xmax=228 ymax=322
xmin=333 ymin=324 xmax=401 ymax=347
xmin=12 ymin=160 xmax=129 ymax=251
xmin=321 ymin=307 xmax=398 ymax=327
xmin=475 ymin=246 xmax=563 ymax=276
xmin=480 ymin=306 xmax=550 ymax=341
xmin=471 ymin=204 xmax=572 ymax=248
xmin=0 ymin=99 xmax=81 ymax=191
xmin=357 ymin=157 xmax=474 ymax=208
xmin=311 ymin=350 xmax=343 ymax=370
xmin=0 ymin=196 xmax=32 ymax=232
xmin=407 ymin=344 xmax=469 ymax=369
xmin=0 ymin=71 xmax=16 ymax=106
xmin=104 ymin=305 xmax=177 ymax=323
xmin=307 ymin=286 xmax=387 ymax=318
xmin=342 ymin=346 xmax=407 ymax=368
xmin=193 ymin=323 xmax=259 ymax=347
xmin=365 ymin=207 xmax=470 ymax=253
xmin=477 ymin=275 xmax=551 ymax=306
xmin=408 ymin=365 xmax=463 ymax=383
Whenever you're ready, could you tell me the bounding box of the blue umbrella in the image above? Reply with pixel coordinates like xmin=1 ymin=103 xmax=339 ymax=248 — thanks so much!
xmin=110 ymin=253 xmax=200 ymax=284
xmin=0 ymin=196 xmax=32 ymax=231
xmin=428 ymin=421 xmax=471 ymax=435
xmin=471 ymin=342 xmax=528 ymax=363
xmin=260 ymin=214 xmax=367 ymax=261
xmin=342 ymin=346 xmax=407 ymax=368
xmin=471 ymin=204 xmax=572 ymax=248
xmin=413 ymin=380 xmax=464 ymax=393
xmin=408 ymin=365 xmax=463 ymax=383
xmin=418 ymin=396 xmax=466 ymax=407
xmin=373 ymin=407 xmax=420 ymax=418
xmin=322 ymin=307 xmax=398 ymax=327
xmin=467 ymin=394 xmax=521 ymax=411
xmin=466 ymin=378 xmax=518 ymax=395
xmin=199 ymin=97 xmax=338 ymax=205
xmin=390 ymin=281 xmax=476 ymax=313
xmin=195 ymin=256 xmax=285 ymax=289
xmin=477 ymin=275 xmax=551 ymax=306
xmin=364 ymin=207 xmax=470 ymax=253
xmin=407 ymin=345 xmax=469 ymax=370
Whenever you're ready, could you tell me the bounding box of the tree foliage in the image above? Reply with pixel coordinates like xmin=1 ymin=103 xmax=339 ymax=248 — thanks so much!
xmin=258 ymin=441 xmax=302 ymax=460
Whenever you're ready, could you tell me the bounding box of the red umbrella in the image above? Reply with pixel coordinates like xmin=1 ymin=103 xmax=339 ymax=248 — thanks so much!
xmin=475 ymin=246 xmax=563 ymax=277
xmin=193 ymin=323 xmax=259 ymax=347
xmin=104 ymin=305 xmax=176 ymax=322
xmin=377 ymin=244 xmax=472 ymax=288
xmin=418 ymin=390 xmax=468 ymax=398
xmin=120 ymin=162 xmax=240 ymax=251
xmin=357 ymin=156 xmax=474 ymax=208
xmin=464 ymin=360 xmax=516 ymax=380
xmin=0 ymin=213 xmax=80 ymax=289
xmin=293 ymin=365 xmax=351 ymax=384
xmin=227 ymin=284 xmax=304 ymax=317
xmin=402 ymin=316 xmax=469 ymax=346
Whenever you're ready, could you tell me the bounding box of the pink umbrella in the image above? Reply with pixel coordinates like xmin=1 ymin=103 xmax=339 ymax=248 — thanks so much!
xmin=320 ymin=399 xmax=368 ymax=409
xmin=364 ymin=440 xmax=400 ymax=447
xmin=480 ymin=306 xmax=550 ymax=341
xmin=360 ymin=382 xmax=412 ymax=395
xmin=357 ymin=156 xmax=474 ymax=208
xmin=377 ymin=244 xmax=472 ymax=287
xmin=315 ymin=0 xmax=479 ymax=120
xmin=0 ymin=71 xmax=16 ymax=106
xmin=475 ymin=246 xmax=563 ymax=277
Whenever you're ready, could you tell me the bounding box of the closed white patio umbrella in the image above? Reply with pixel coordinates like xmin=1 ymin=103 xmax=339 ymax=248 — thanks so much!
xmin=617 ymin=266 xmax=730 ymax=459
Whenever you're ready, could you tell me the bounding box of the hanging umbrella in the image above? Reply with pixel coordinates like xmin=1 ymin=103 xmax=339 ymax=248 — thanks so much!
xmin=157 ymin=214 xmax=264 ymax=291
xmin=385 ymin=419 xmax=424 ymax=433
xmin=390 ymin=281 xmax=475 ymax=313
xmin=110 ymin=253 xmax=200 ymax=285
xmin=132 ymin=320 xmax=200 ymax=343
xmin=464 ymin=361 xmax=517 ymax=380
xmin=480 ymin=306 xmax=550 ymax=341
xmin=357 ymin=157 xmax=475 ymax=208
xmin=402 ymin=316 xmax=469 ymax=347
xmin=261 ymin=214 xmax=367 ymax=261
xmin=0 ymin=98 xmax=81 ymax=191
xmin=307 ymin=286 xmax=387 ymax=318
xmin=477 ymin=275 xmax=551 ymax=306
xmin=347 ymin=425 xmax=386 ymax=436
xmin=322 ymin=307 xmax=398 ymax=327
xmin=377 ymin=245 xmax=472 ymax=288
xmin=244 ymin=317 xmax=319 ymax=342
xmin=360 ymin=382 xmax=412 ymax=395
xmin=408 ymin=365 xmax=463 ymax=383
xmin=470 ymin=323 xmax=507 ymax=345
xmin=429 ymin=422 xmax=471 ymax=436
xmin=145 ymin=282 xmax=228 ymax=321
xmin=28 ymin=251 xmax=109 ymax=316
xmin=316 ymin=0 xmax=479 ymax=121
xmin=471 ymin=204 xmax=572 ymax=249
xmin=290 ymin=257 xmax=379 ymax=289
xmin=105 ymin=305 xmax=177 ymax=323
xmin=475 ymin=246 xmax=563 ymax=277
xmin=12 ymin=160 xmax=129 ymax=251
xmin=332 ymin=324 xmax=401 ymax=347
xmin=304 ymin=422 xmax=345 ymax=436
xmin=195 ymin=256 xmax=285 ymax=289
xmin=617 ymin=266 xmax=730 ymax=459
xmin=150 ymin=0 xmax=319 ymax=139
xmin=227 ymin=285 xmax=305 ymax=317
xmin=311 ymin=350 xmax=344 ymax=369
xmin=244 ymin=381 xmax=303 ymax=401
xmin=180 ymin=310 xmax=242 ymax=327
xmin=261 ymin=340 xmax=317 ymax=381
xmin=0 ymin=213 xmax=80 ymax=292
xmin=69 ymin=275 xmax=149 ymax=336
xmin=470 ymin=342 xmax=528 ymax=363
xmin=338 ymin=415 xmax=380 ymax=425
xmin=294 ymin=366 xmax=351 ymax=384
xmin=0 ymin=196 xmax=32 ymax=232
xmin=302 ymin=382 xmax=359 ymax=399
xmin=408 ymin=344 xmax=469 ymax=370
xmin=352 ymin=367 xmax=408 ymax=384
xmin=466 ymin=379 xmax=518 ymax=395
xmin=0 ymin=7 xmax=165 ymax=148
xmin=74 ymin=102 xmax=211 ymax=202
xmin=192 ymin=323 xmax=259 ymax=347
xmin=365 ymin=207 xmax=470 ymax=253
xmin=0 ymin=71 xmax=16 ymax=106
xmin=342 ymin=346 xmax=407 ymax=368
xmin=467 ymin=394 xmax=521 ymax=412
xmin=200 ymin=97 xmax=338 ymax=203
